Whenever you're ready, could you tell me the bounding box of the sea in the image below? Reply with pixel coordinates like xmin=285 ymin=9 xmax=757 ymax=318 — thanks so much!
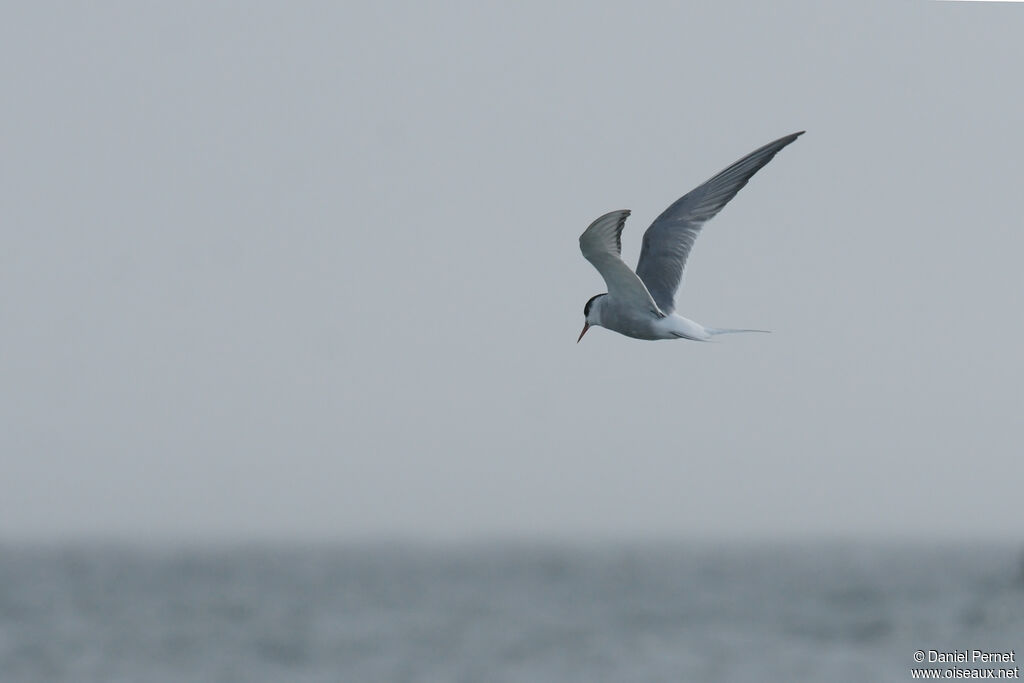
xmin=1 ymin=540 xmax=1021 ymax=682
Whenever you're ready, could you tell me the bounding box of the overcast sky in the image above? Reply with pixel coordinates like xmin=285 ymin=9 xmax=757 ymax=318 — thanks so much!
xmin=2 ymin=2 xmax=1022 ymax=542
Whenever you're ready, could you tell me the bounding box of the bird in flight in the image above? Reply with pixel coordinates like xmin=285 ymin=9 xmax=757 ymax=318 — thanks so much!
xmin=577 ymin=131 xmax=803 ymax=343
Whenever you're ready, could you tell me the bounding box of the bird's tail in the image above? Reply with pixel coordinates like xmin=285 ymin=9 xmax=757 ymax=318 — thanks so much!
xmin=704 ymin=327 xmax=772 ymax=337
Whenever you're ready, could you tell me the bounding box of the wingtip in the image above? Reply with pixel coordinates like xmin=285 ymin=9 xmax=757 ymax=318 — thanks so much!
xmin=770 ymin=130 xmax=804 ymax=149
xmin=761 ymin=131 xmax=804 ymax=151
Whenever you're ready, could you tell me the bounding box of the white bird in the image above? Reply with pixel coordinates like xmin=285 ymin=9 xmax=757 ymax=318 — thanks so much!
xmin=577 ymin=131 xmax=803 ymax=343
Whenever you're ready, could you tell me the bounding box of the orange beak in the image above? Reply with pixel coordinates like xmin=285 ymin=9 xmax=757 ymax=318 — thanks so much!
xmin=577 ymin=322 xmax=590 ymax=343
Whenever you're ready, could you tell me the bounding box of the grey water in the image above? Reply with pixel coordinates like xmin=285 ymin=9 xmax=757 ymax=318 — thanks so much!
xmin=1 ymin=541 xmax=1021 ymax=682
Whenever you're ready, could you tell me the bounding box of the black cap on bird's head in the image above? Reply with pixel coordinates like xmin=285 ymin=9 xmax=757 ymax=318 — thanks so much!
xmin=578 ymin=293 xmax=606 ymax=343
xmin=583 ymin=293 xmax=604 ymax=318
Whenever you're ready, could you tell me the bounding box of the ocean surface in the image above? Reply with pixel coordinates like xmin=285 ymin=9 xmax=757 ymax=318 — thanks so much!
xmin=0 ymin=540 xmax=1021 ymax=682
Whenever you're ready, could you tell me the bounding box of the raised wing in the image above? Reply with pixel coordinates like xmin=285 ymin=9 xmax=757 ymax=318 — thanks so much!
xmin=579 ymin=209 xmax=663 ymax=317
xmin=635 ymin=131 xmax=803 ymax=314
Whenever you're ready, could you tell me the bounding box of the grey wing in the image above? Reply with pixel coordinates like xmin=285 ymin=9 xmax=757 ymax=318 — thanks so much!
xmin=579 ymin=209 xmax=663 ymax=316
xmin=635 ymin=131 xmax=804 ymax=314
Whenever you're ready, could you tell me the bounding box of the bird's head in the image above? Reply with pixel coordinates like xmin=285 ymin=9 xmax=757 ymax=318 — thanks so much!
xmin=577 ymin=293 xmax=606 ymax=343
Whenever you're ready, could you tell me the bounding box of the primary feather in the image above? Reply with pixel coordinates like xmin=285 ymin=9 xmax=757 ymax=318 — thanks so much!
xmin=635 ymin=131 xmax=803 ymax=314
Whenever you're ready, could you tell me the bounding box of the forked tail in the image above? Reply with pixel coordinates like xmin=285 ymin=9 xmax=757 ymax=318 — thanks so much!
xmin=704 ymin=327 xmax=772 ymax=337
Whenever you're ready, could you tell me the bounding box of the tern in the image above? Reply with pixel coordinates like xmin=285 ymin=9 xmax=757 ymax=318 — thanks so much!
xmin=577 ymin=131 xmax=803 ymax=343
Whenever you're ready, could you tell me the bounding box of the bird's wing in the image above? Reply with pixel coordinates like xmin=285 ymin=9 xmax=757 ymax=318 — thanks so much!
xmin=579 ymin=209 xmax=663 ymax=317
xmin=635 ymin=131 xmax=803 ymax=314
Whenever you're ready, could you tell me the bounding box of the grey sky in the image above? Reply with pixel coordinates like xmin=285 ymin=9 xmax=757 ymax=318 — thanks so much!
xmin=2 ymin=2 xmax=1021 ymax=541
